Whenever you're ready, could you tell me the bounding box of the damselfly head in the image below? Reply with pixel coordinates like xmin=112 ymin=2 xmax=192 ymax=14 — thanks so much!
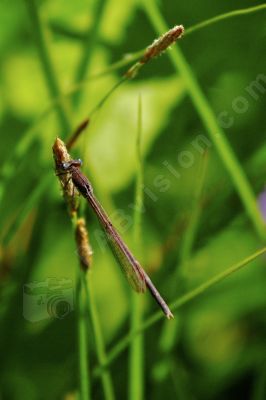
xmin=69 ymin=159 xmax=83 ymax=168
xmin=61 ymin=159 xmax=82 ymax=170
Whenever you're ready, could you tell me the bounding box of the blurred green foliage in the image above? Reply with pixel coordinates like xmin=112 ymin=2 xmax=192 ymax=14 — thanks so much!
xmin=0 ymin=1 xmax=266 ymax=399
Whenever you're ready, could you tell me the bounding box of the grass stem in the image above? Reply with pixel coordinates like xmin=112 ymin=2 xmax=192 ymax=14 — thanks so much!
xmin=77 ymin=271 xmax=91 ymax=400
xmin=185 ymin=4 xmax=266 ymax=36
xmin=129 ymin=95 xmax=144 ymax=400
xmin=84 ymin=275 xmax=115 ymax=400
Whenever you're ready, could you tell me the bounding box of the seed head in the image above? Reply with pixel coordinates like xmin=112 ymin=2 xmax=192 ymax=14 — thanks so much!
xmin=141 ymin=25 xmax=184 ymax=64
xmin=53 ymin=137 xmax=78 ymax=213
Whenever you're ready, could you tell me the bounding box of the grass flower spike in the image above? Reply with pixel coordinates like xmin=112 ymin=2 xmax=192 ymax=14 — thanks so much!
xmin=125 ymin=25 xmax=184 ymax=79
xmin=141 ymin=25 xmax=184 ymax=64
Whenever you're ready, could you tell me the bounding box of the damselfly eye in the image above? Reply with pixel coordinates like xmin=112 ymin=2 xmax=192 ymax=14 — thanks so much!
xmin=61 ymin=162 xmax=70 ymax=170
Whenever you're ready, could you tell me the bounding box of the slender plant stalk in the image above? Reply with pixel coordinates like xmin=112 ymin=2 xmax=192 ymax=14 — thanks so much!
xmin=53 ymin=139 xmax=91 ymax=399
xmin=94 ymin=246 xmax=266 ymax=376
xmin=129 ymin=95 xmax=144 ymax=400
xmin=64 ymin=77 xmax=127 ymax=150
xmin=82 ymin=77 xmax=126 ymax=122
xmin=76 ymin=221 xmax=115 ymax=400
xmin=84 ymin=277 xmax=115 ymax=400
xmin=54 ymin=138 xmax=114 ymax=399
xmin=142 ymin=0 xmax=266 ymax=241
xmin=23 ymin=0 xmax=72 ymax=133
xmin=73 ymin=217 xmax=91 ymax=400
xmin=185 ymin=4 xmax=266 ymax=36
xmin=77 ymin=270 xmax=91 ymax=400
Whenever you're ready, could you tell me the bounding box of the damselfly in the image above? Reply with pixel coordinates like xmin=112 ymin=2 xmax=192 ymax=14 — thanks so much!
xmin=58 ymin=159 xmax=173 ymax=319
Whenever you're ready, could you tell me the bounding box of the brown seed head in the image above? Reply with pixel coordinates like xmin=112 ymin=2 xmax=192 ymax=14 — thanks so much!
xmin=141 ymin=25 xmax=184 ymax=64
xmin=52 ymin=137 xmax=78 ymax=213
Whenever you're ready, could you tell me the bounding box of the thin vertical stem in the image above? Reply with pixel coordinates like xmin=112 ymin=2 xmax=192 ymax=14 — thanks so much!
xmin=129 ymin=95 xmax=144 ymax=400
xmin=53 ymin=138 xmax=91 ymax=400
xmin=84 ymin=275 xmax=115 ymax=400
xmin=142 ymin=0 xmax=266 ymax=241
xmin=77 ymin=270 xmax=91 ymax=400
